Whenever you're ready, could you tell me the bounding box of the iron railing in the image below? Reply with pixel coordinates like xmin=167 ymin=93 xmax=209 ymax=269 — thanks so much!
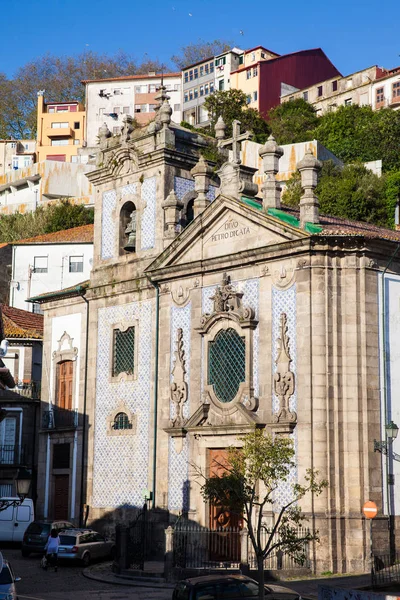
xmin=13 ymin=380 xmax=41 ymax=400
xmin=173 ymin=525 xmax=241 ymax=569
xmin=0 ymin=444 xmax=26 ymax=466
xmin=372 ymin=553 xmax=400 ymax=586
xmin=42 ymin=407 xmax=78 ymax=430
xmin=247 ymin=527 xmax=311 ymax=570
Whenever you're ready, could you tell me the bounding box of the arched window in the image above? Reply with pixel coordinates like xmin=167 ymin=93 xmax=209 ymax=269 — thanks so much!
xmin=208 ymin=328 xmax=245 ymax=403
xmin=112 ymin=412 xmax=132 ymax=430
xmin=119 ymin=201 xmax=136 ymax=254
xmin=56 ymin=360 xmax=73 ymax=410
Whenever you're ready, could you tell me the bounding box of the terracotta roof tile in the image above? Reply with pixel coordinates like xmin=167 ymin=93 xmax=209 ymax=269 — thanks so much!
xmin=12 ymin=224 xmax=94 ymax=245
xmin=1 ymin=305 xmax=43 ymax=339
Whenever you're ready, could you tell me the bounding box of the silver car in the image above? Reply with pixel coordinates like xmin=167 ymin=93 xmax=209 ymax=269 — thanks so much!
xmin=0 ymin=560 xmax=21 ymax=600
xmin=58 ymin=529 xmax=115 ymax=566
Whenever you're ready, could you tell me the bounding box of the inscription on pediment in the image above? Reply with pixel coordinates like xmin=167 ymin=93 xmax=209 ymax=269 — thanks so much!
xmin=206 ymin=217 xmax=253 ymax=245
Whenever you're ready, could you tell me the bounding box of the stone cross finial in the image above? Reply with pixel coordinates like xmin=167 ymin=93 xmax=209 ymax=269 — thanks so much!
xmin=297 ymin=149 xmax=322 ymax=228
xmin=190 ymin=155 xmax=213 ymax=217
xmin=259 ymin=135 xmax=284 ymax=208
xmin=217 ymin=119 xmax=253 ymax=162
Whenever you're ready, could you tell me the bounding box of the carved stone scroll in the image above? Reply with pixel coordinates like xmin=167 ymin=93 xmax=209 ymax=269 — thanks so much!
xmin=273 ymin=313 xmax=297 ymax=428
xmin=170 ymin=328 xmax=188 ymax=427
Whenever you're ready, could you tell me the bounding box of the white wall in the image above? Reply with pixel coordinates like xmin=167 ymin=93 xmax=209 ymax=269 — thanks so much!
xmin=11 ymin=243 xmax=93 ymax=311
xmin=85 ymin=76 xmax=182 ymax=147
xmin=372 ymin=74 xmax=400 ymax=110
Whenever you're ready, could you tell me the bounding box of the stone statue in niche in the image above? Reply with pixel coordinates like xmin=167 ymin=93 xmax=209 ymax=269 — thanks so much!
xmin=273 ymin=312 xmax=297 ymax=425
xmin=170 ymin=328 xmax=188 ymax=427
xmin=124 ymin=210 xmax=137 ymax=252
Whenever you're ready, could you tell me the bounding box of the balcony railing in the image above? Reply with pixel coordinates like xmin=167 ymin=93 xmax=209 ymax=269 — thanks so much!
xmin=12 ymin=381 xmax=41 ymax=400
xmin=42 ymin=407 xmax=78 ymax=430
xmin=0 ymin=444 xmax=26 ymax=466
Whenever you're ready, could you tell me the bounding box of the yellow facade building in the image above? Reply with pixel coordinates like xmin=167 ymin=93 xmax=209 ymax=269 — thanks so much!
xmin=230 ymin=46 xmax=278 ymax=111
xmin=36 ymin=92 xmax=86 ymax=163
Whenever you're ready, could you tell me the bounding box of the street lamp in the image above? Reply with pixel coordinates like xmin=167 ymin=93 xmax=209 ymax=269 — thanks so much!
xmin=0 ymin=467 xmax=32 ymax=511
xmin=374 ymin=421 xmax=400 ymax=460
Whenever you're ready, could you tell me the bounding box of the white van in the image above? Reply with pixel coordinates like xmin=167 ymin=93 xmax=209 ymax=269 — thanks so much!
xmin=0 ymin=498 xmax=34 ymax=542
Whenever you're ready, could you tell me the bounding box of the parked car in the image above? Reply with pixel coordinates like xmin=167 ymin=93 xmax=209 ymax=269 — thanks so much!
xmin=0 ymin=498 xmax=34 ymax=543
xmin=21 ymin=520 xmax=74 ymax=556
xmin=0 ymin=559 xmax=21 ymax=600
xmin=57 ymin=529 xmax=115 ymax=566
xmin=172 ymin=575 xmax=301 ymax=600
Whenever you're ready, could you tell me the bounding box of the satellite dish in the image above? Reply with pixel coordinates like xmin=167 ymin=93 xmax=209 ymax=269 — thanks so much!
xmin=0 ymin=551 xmax=3 ymax=572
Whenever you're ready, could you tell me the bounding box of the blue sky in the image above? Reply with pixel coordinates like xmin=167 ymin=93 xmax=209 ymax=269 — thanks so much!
xmin=3 ymin=0 xmax=399 ymax=78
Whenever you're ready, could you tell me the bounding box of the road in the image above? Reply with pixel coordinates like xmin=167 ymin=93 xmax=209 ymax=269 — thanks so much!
xmin=2 ymin=547 xmax=173 ymax=600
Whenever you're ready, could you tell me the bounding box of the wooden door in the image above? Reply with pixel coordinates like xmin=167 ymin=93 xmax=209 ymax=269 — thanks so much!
xmin=54 ymin=475 xmax=69 ymax=520
xmin=208 ymin=449 xmax=241 ymax=562
xmin=56 ymin=361 xmax=73 ymax=410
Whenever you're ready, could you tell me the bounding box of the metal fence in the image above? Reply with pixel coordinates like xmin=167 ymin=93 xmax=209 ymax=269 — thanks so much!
xmin=42 ymin=408 xmax=78 ymax=430
xmin=247 ymin=527 xmax=311 ymax=571
xmin=173 ymin=526 xmax=241 ymax=569
xmin=0 ymin=444 xmax=26 ymax=466
xmin=372 ymin=553 xmax=400 ymax=586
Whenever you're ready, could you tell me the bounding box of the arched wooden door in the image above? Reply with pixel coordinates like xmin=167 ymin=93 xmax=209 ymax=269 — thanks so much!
xmin=209 ymin=449 xmax=242 ymax=562
xmin=56 ymin=360 xmax=73 ymax=410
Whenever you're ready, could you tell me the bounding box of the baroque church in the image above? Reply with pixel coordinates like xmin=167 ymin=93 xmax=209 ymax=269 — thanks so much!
xmin=34 ymin=88 xmax=400 ymax=574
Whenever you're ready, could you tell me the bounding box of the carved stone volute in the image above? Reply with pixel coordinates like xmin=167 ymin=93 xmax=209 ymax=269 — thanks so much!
xmin=170 ymin=328 xmax=188 ymax=427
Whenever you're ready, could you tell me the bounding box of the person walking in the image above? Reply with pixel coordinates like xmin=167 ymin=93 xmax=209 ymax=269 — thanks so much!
xmin=44 ymin=528 xmax=60 ymax=572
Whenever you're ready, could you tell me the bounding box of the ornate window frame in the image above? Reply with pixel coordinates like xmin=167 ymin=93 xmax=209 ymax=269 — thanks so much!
xmin=106 ymin=402 xmax=136 ymax=436
xmin=109 ymin=319 xmax=139 ymax=383
xmin=196 ymin=274 xmax=258 ymax=416
xmin=51 ymin=331 xmax=78 ymax=408
xmin=115 ymin=188 xmax=141 ymax=257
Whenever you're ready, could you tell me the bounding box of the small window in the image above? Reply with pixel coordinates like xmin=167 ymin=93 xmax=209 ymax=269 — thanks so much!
xmin=184 ymin=93 xmax=188 ymax=103
xmin=113 ymin=107 xmax=120 ymax=114
xmin=205 ymin=84 xmax=209 ymax=96
xmin=69 ymin=256 xmax=83 ymax=273
xmin=114 ymin=89 xmax=121 ymax=95
xmin=209 ymin=62 xmax=214 ymax=73
xmin=194 ymin=68 xmax=198 ymax=79
xmin=253 ymin=67 xmax=258 ymax=77
xmin=393 ymin=82 xmax=400 ymax=98
xmin=189 ymin=70 xmax=193 ymax=81
xmin=317 ymin=85 xmax=323 ymax=97
xmin=174 ymin=103 xmax=180 ymax=111
xmin=122 ymin=106 xmax=129 ymax=114
xmin=51 ymin=122 xmax=68 ymax=128
xmin=251 ymin=53 xmax=255 ymax=61
xmin=332 ymin=80 xmax=338 ymax=92
xmin=239 ymin=55 xmax=244 ymax=65
xmin=34 ymin=256 xmax=48 ymax=273
xmin=74 ymin=121 xmax=80 ymax=129
xmin=253 ymin=91 xmax=258 ymax=102
xmin=113 ymin=412 xmax=132 ymax=430
xmin=74 ymin=139 xmax=80 ymax=145
xmin=134 ymin=105 xmax=141 ymax=113
xmin=194 ymin=88 xmax=198 ymax=99
xmin=32 ymin=303 xmax=43 ymax=315
xmin=205 ymin=64 xmax=209 ymax=74
xmin=200 ymin=66 xmax=204 ymax=76
xmin=261 ymin=52 xmax=266 ymax=59
xmin=246 ymin=70 xmax=251 ymax=80
xmin=218 ymin=79 xmax=224 ymax=91
xmin=210 ymin=82 xmax=214 ymax=93
xmin=346 ymin=78 xmax=353 ymax=88
xmin=246 ymin=95 xmax=251 ymax=105
xmin=113 ymin=327 xmax=135 ymax=377
xmin=184 ymin=72 xmax=188 ymax=83
xmin=200 ymin=86 xmax=204 ymax=97
xmin=303 ymin=91 xmax=308 ymax=101
xmin=376 ymin=87 xmax=384 ymax=104
xmin=344 ymin=98 xmax=352 ymax=106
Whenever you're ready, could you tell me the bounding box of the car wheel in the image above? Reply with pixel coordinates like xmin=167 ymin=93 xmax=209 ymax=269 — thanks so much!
xmin=21 ymin=550 xmax=30 ymax=558
xmin=82 ymin=552 xmax=91 ymax=567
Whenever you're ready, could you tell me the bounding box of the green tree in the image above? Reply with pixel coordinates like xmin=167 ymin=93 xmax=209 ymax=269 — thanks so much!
xmin=268 ymin=98 xmax=319 ymax=145
xmin=200 ymin=430 xmax=327 ymax=600
xmin=203 ymin=89 xmax=271 ymax=143
xmin=385 ymin=171 xmax=400 ymax=229
xmin=171 ymin=39 xmax=232 ymax=70
xmin=0 ymin=200 xmax=94 ymax=243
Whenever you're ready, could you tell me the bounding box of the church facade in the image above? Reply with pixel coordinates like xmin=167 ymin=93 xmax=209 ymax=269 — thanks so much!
xmin=33 ymin=91 xmax=400 ymax=574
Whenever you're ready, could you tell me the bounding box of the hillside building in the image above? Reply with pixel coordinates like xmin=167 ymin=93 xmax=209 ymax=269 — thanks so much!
xmin=0 ymin=140 xmax=36 ymax=175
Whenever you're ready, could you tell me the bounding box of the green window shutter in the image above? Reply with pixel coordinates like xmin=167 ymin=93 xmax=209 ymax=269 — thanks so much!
xmin=113 ymin=327 xmax=135 ymax=376
xmin=208 ymin=328 xmax=246 ymax=403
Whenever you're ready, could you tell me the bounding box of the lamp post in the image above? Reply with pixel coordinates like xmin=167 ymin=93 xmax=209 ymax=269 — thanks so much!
xmin=0 ymin=467 xmax=32 ymax=512
xmin=374 ymin=420 xmax=399 ymax=562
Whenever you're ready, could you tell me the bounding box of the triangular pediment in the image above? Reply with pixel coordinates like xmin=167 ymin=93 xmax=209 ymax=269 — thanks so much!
xmin=147 ymin=194 xmax=309 ymax=274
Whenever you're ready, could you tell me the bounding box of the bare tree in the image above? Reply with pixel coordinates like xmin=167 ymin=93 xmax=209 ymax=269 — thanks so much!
xmin=171 ymin=39 xmax=233 ymax=70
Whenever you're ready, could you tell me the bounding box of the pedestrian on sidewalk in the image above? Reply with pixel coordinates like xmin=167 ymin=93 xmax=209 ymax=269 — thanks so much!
xmin=44 ymin=528 xmax=60 ymax=572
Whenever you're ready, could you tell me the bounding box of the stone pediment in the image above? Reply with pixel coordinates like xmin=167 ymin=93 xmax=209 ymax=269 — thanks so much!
xmin=147 ymin=195 xmax=309 ymax=274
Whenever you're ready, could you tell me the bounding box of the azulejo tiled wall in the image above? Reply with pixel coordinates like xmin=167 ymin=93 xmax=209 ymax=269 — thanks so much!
xmin=168 ymin=303 xmax=191 ymax=511
xmin=271 ymin=284 xmax=297 ymax=511
xmin=141 ymin=177 xmax=156 ymax=250
xmin=174 ymin=176 xmax=217 ymax=202
xmin=101 ymin=190 xmax=117 ymax=259
xmin=92 ymin=300 xmax=152 ymax=508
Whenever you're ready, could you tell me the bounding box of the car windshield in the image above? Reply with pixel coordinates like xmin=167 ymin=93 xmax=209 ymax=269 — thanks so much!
xmin=0 ymin=565 xmax=13 ymax=585
xmin=26 ymin=522 xmax=50 ymax=535
xmin=59 ymin=535 xmax=76 ymax=545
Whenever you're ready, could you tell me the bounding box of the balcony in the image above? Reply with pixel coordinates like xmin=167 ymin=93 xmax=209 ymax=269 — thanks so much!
xmin=388 ymin=95 xmax=400 ymax=108
xmin=42 ymin=407 xmax=78 ymax=430
xmin=12 ymin=381 xmax=41 ymax=400
xmin=45 ymin=126 xmax=73 ymax=139
xmin=0 ymin=444 xmax=27 ymax=466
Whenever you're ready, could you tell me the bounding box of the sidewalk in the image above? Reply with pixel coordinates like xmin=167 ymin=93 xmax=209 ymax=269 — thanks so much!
xmin=83 ymin=562 xmax=372 ymax=599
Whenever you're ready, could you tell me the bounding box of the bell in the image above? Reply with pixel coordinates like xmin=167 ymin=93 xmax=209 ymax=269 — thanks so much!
xmin=124 ymin=232 xmax=136 ymax=252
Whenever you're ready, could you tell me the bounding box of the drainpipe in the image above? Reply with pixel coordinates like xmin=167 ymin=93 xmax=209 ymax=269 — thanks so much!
xmin=78 ymin=286 xmax=89 ymax=526
xmin=146 ymin=276 xmax=160 ymax=510
xmin=380 ymin=244 xmax=400 ymax=555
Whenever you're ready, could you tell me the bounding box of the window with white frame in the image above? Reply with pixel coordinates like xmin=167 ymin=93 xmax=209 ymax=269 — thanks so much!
xmin=34 ymin=256 xmax=48 ymax=273
xmin=51 ymin=122 xmax=68 ymax=128
xmin=69 ymin=256 xmax=83 ymax=273
xmin=51 ymin=139 xmax=69 ymax=146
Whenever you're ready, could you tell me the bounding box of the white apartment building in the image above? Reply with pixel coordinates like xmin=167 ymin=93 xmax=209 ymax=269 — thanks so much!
xmin=10 ymin=224 xmax=94 ymax=313
xmin=84 ymin=73 xmax=182 ymax=147
xmin=0 ymin=140 xmax=36 ymax=175
xmin=281 ymin=64 xmax=400 ymax=114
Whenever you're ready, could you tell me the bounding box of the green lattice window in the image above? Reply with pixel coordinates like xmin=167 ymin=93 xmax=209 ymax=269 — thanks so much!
xmin=113 ymin=412 xmax=132 ymax=430
xmin=113 ymin=327 xmax=135 ymax=376
xmin=208 ymin=328 xmax=246 ymax=403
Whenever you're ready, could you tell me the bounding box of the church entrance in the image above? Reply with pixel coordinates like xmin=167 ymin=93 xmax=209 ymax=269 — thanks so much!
xmin=208 ymin=449 xmax=241 ymax=562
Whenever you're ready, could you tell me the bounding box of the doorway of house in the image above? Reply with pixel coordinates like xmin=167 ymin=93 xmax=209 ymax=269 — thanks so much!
xmin=54 ymin=474 xmax=69 ymax=519
xmin=208 ymin=449 xmax=241 ymax=562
